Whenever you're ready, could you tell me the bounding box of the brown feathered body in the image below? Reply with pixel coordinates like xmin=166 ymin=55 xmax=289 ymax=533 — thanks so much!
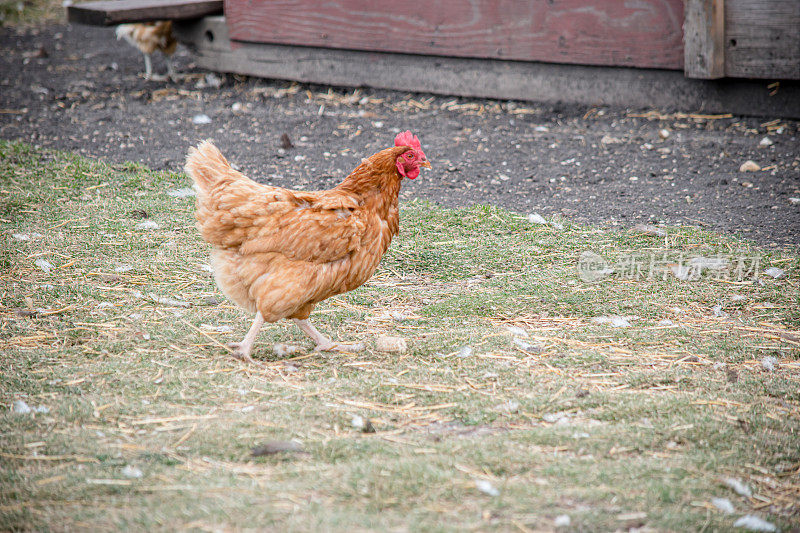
xmin=116 ymin=21 xmax=177 ymax=56
xmin=186 ymin=141 xmax=412 ymax=323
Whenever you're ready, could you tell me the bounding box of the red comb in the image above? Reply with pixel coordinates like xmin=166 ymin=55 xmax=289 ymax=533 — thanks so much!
xmin=394 ymin=131 xmax=422 ymax=151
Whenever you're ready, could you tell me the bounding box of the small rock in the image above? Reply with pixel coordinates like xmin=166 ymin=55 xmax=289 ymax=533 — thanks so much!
xmin=601 ymin=134 xmax=623 ymax=145
xmin=789 ymin=197 xmax=800 ymax=205
xmin=146 ymin=293 xmax=190 ymax=308
xmin=456 ymin=346 xmax=473 ymax=358
xmin=712 ymin=497 xmax=735 ymax=514
xmin=762 ymin=267 xmax=785 ymax=279
xmin=375 ymin=336 xmax=407 ymax=353
xmin=712 ymin=305 xmax=729 ymax=318
xmin=192 ymin=114 xmax=212 ymax=125
xmin=505 ymin=325 xmax=528 ymax=337
xmin=121 ymin=465 xmax=143 ymax=479
xmin=351 ymin=415 xmax=375 ymax=433
xmin=11 ymin=400 xmax=31 ymax=414
xmin=739 ymin=160 xmax=760 ymax=172
xmin=534 ymin=125 xmax=549 ymax=132
xmin=657 ymin=319 xmax=674 ymax=326
xmin=733 ymin=515 xmax=777 ymax=532
xmin=114 ymin=264 xmax=133 ymax=273
xmin=554 ymin=515 xmax=571 ymax=527
xmin=136 ymin=220 xmax=159 ymax=230
xmin=203 ymin=73 xmax=222 ymax=88
xmin=723 ymin=477 xmax=752 ymax=497
xmin=761 ymin=356 xmax=778 ymax=372
xmin=512 ymin=338 xmax=541 ymax=352
xmin=496 ymin=399 xmax=520 ymax=414
xmin=633 ymin=223 xmax=667 ymax=237
xmin=731 ymin=294 xmax=747 ymax=302
xmin=240 ymin=405 xmax=255 ymax=413
xmin=12 ymin=233 xmax=30 ymax=241
xmin=758 ymin=137 xmax=774 ymax=148
xmin=590 ymin=315 xmax=631 ymax=328
xmin=273 ymin=343 xmax=302 ymax=357
xmin=34 ymin=405 xmax=49 ymax=413
xmin=543 ymin=412 xmax=570 ymax=424
xmin=526 ymin=212 xmax=548 ymax=225
xmin=658 ymin=129 xmax=670 ymax=139
xmin=167 ymin=187 xmax=195 ymax=198
xmin=474 ymin=479 xmax=499 ymax=497
xmin=34 ymin=258 xmax=53 ymax=272
xmin=251 ymin=440 xmax=307 ymax=456
xmin=231 ymin=102 xmax=242 ymax=112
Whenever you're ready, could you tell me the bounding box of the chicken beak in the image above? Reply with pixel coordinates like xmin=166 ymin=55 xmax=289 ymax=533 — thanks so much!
xmin=421 ymin=161 xmax=432 ymax=169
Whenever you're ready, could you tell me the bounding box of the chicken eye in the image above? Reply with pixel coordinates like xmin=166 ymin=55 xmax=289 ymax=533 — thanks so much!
xmin=407 ymin=152 xmax=415 ymax=159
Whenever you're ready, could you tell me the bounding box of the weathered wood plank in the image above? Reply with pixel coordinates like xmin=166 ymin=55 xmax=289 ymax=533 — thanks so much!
xmin=724 ymin=0 xmax=800 ymax=79
xmin=67 ymin=0 xmax=222 ymax=26
xmin=174 ymin=17 xmax=800 ymax=118
xmin=224 ymin=0 xmax=684 ymax=70
xmin=684 ymin=0 xmax=725 ymax=79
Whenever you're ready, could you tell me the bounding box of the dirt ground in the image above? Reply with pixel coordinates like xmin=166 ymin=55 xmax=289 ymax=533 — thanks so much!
xmin=1 ymin=24 xmax=799 ymax=247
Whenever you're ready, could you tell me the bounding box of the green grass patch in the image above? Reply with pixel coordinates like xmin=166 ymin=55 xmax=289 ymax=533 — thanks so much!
xmin=1 ymin=140 xmax=798 ymax=531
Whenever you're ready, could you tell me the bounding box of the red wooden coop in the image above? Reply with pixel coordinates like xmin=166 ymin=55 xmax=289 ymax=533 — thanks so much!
xmin=68 ymin=0 xmax=800 ymax=115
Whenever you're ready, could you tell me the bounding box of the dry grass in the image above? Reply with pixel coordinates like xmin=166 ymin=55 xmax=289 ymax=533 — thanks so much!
xmin=1 ymin=140 xmax=799 ymax=531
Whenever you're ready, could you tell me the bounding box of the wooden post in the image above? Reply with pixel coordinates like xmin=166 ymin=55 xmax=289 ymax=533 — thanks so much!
xmin=684 ymin=0 xmax=725 ymax=79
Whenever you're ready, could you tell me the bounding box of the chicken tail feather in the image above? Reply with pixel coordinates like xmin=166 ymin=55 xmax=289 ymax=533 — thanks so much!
xmin=185 ymin=140 xmax=233 ymax=195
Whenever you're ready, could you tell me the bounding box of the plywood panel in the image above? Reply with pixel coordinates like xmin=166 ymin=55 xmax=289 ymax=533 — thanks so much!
xmin=224 ymin=0 xmax=684 ymax=70
xmin=68 ymin=0 xmax=222 ymax=26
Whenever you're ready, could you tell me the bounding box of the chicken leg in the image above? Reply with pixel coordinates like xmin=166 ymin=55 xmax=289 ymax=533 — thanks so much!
xmin=142 ymin=52 xmax=153 ymax=80
xmin=228 ymin=312 xmax=264 ymax=362
xmin=292 ymin=319 xmax=364 ymax=352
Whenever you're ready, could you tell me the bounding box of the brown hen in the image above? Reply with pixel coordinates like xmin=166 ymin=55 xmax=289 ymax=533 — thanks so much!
xmin=116 ymin=21 xmax=177 ymax=80
xmin=185 ymin=132 xmax=430 ymax=361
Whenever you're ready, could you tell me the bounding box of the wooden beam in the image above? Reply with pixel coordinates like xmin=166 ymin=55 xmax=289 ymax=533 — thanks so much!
xmin=223 ymin=0 xmax=685 ymax=70
xmin=174 ymin=17 xmax=800 ymax=118
xmin=67 ymin=0 xmax=222 ymax=26
xmin=684 ymin=0 xmax=726 ymax=79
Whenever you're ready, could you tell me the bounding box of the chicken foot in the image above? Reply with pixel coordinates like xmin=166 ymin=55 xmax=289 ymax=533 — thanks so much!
xmin=228 ymin=312 xmax=264 ymax=362
xmin=292 ymin=319 xmax=365 ymax=353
